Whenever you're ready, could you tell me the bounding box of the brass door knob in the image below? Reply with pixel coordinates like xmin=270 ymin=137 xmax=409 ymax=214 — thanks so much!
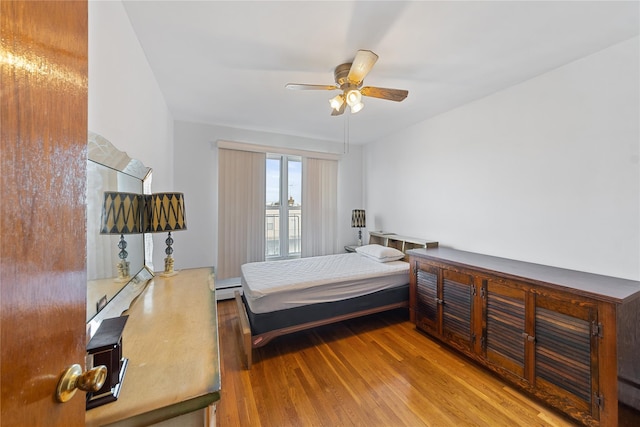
xmin=56 ymin=364 xmax=107 ymax=403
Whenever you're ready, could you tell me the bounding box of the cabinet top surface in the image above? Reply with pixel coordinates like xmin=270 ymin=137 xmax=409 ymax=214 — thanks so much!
xmin=408 ymin=247 xmax=640 ymax=303
xmin=86 ymin=267 xmax=220 ymax=426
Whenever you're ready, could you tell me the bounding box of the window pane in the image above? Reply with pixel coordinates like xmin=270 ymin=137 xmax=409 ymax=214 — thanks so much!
xmin=266 ymin=158 xmax=280 ymax=205
xmin=266 ymin=158 xmax=280 ymax=257
xmin=265 ymin=210 xmax=279 ymax=257
xmin=288 ymin=159 xmax=301 ymax=255
xmin=288 ymin=159 xmax=301 ymax=207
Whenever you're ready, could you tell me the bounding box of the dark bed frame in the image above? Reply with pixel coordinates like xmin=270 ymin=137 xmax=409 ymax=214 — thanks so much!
xmin=234 ymin=285 xmax=409 ymax=369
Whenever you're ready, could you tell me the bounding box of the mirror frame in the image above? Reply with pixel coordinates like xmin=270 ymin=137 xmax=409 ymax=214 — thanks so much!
xmin=87 ymin=132 xmax=154 ymax=331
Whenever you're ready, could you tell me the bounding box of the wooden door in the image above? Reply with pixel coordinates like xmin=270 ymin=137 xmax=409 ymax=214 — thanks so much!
xmin=412 ymin=261 xmax=440 ymax=336
xmin=533 ymin=293 xmax=598 ymax=420
xmin=483 ymin=278 xmax=527 ymax=381
xmin=1 ymin=1 xmax=88 ymax=425
xmin=441 ymin=269 xmax=474 ymax=351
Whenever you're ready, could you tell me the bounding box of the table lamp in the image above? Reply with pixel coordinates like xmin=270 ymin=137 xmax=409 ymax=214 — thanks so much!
xmin=100 ymin=192 xmax=142 ymax=282
xmin=148 ymin=192 xmax=187 ymax=277
xmin=351 ymin=209 xmax=366 ymax=246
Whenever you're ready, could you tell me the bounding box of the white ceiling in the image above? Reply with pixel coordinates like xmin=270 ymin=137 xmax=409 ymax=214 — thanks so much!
xmin=122 ymin=1 xmax=639 ymax=144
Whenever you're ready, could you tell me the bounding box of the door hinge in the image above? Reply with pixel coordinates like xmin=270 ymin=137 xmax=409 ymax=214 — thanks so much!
xmin=521 ymin=332 xmax=536 ymax=343
xmin=471 ymin=284 xmax=476 ymax=296
xmin=480 ymin=336 xmax=486 ymax=350
xmin=591 ymin=321 xmax=603 ymax=338
xmin=594 ymin=392 xmax=604 ymax=410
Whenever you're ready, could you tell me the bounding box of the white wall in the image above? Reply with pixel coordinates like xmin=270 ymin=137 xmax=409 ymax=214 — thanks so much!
xmin=88 ymin=0 xmax=174 ymax=271
xmin=365 ymin=36 xmax=640 ymax=280
xmin=173 ymin=121 xmax=363 ymax=272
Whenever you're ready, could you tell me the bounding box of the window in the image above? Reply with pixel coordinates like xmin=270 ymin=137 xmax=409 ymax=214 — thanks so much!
xmin=266 ymin=154 xmax=302 ymax=259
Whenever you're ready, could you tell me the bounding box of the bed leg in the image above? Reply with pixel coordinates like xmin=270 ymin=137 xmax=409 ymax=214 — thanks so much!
xmin=234 ymin=290 xmax=253 ymax=369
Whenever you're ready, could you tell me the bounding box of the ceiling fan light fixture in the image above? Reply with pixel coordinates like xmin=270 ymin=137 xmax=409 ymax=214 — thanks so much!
xmin=285 ymin=50 xmax=407 ymax=118
xmin=345 ymin=89 xmax=362 ymax=107
xmin=329 ymin=94 xmax=344 ymax=111
xmin=350 ymin=101 xmax=364 ymax=114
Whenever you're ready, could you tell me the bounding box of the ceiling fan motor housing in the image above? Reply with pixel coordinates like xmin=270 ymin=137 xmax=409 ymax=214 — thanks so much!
xmin=334 ymin=63 xmax=357 ymax=89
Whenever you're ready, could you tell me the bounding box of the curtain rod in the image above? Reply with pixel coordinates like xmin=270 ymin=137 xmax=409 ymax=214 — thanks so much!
xmin=216 ymin=140 xmax=342 ymax=161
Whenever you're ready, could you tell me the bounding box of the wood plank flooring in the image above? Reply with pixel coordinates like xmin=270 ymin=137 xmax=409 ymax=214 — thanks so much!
xmin=215 ymin=300 xmax=639 ymax=427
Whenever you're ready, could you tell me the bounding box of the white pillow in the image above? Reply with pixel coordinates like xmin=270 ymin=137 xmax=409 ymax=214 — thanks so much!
xmin=355 ymin=244 xmax=405 ymax=262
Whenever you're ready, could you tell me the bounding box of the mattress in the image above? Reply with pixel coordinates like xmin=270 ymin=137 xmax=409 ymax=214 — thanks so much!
xmin=241 ymin=252 xmax=410 ymax=314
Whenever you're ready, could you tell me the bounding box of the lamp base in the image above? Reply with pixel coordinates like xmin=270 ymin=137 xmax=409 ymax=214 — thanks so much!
xmin=114 ymin=259 xmax=130 ymax=283
xmin=160 ymin=255 xmax=178 ymax=277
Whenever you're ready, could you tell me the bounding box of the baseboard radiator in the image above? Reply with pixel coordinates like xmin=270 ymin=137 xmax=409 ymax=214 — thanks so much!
xmin=215 ymin=277 xmax=242 ymax=301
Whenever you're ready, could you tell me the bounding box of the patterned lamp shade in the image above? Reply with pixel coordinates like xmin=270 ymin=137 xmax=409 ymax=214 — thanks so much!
xmin=351 ymin=209 xmax=366 ymax=228
xmin=100 ymin=192 xmax=143 ymax=234
xmin=147 ymin=192 xmax=187 ymax=232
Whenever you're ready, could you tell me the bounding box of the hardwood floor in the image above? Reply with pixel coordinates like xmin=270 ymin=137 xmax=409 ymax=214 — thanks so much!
xmin=215 ymin=300 xmax=639 ymax=426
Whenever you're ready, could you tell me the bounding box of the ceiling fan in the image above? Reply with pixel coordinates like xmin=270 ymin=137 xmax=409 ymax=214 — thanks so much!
xmin=285 ymin=50 xmax=408 ymax=116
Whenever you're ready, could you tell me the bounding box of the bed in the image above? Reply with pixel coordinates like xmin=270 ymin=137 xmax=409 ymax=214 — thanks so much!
xmin=234 ymin=243 xmax=415 ymax=368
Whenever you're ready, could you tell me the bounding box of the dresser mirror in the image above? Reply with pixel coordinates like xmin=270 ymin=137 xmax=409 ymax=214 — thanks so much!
xmin=87 ymin=132 xmax=153 ymax=323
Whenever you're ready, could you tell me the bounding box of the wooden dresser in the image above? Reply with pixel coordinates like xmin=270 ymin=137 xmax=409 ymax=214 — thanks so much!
xmin=86 ymin=267 xmax=220 ymax=427
xmin=408 ymin=248 xmax=640 ymax=427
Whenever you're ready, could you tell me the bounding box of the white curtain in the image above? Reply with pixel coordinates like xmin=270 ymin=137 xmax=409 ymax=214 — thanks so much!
xmin=217 ymin=148 xmax=266 ymax=280
xmin=301 ymin=157 xmax=338 ymax=257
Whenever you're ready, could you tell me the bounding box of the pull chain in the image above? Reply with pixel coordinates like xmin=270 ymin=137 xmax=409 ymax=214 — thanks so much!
xmin=343 ymin=113 xmax=350 ymax=154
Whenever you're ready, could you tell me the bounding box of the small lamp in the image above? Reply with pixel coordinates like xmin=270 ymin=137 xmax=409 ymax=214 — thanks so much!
xmin=100 ymin=192 xmax=142 ymax=282
xmin=345 ymin=89 xmax=364 ymax=114
xmin=329 ymin=94 xmax=344 ymax=111
xmin=351 ymin=209 xmax=366 ymax=246
xmin=148 ymin=192 xmax=187 ymax=277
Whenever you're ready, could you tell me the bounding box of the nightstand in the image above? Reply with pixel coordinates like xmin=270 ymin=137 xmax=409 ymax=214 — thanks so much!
xmin=344 ymin=245 xmax=359 ymax=253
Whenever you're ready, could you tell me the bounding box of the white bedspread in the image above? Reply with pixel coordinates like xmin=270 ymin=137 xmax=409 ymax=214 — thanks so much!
xmin=241 ymin=253 xmax=409 ymax=314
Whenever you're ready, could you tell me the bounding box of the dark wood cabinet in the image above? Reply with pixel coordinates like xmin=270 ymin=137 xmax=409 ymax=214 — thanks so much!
xmin=409 ymin=247 xmax=640 ymax=427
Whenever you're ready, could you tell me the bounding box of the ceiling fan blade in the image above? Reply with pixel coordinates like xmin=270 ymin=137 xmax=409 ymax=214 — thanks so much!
xmin=331 ymin=102 xmax=346 ymax=116
xmin=347 ymin=50 xmax=378 ymax=86
xmin=360 ymin=86 xmax=408 ymax=102
xmin=286 ymin=83 xmax=338 ymax=91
